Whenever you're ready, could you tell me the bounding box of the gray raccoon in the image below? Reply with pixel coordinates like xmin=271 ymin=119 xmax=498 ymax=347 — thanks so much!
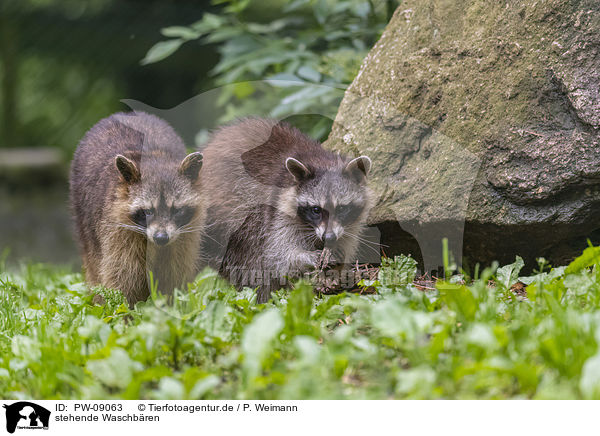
xmin=200 ymin=118 xmax=372 ymax=302
xmin=69 ymin=111 xmax=204 ymax=306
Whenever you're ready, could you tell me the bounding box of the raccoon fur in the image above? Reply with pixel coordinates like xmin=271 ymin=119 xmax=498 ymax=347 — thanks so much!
xmin=200 ymin=118 xmax=372 ymax=302
xmin=70 ymin=111 xmax=205 ymax=306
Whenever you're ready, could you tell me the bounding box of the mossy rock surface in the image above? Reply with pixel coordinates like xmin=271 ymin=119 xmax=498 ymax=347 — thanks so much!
xmin=326 ymin=0 xmax=600 ymax=267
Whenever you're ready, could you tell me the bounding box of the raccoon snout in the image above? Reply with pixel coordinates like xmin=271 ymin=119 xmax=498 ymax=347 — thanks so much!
xmin=323 ymin=231 xmax=337 ymax=244
xmin=153 ymin=231 xmax=170 ymax=246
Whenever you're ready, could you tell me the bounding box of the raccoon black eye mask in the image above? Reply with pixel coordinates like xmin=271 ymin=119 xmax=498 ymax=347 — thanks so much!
xmin=297 ymin=203 xmax=363 ymax=227
xmin=298 ymin=205 xmax=328 ymax=226
xmin=130 ymin=206 xmax=196 ymax=229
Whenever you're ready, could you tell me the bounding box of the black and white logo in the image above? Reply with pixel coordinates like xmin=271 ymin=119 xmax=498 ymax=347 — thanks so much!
xmin=3 ymin=402 xmax=50 ymax=434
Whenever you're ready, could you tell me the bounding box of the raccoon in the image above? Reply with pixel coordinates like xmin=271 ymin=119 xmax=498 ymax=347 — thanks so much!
xmin=69 ymin=111 xmax=205 ymax=306
xmin=200 ymin=118 xmax=372 ymax=302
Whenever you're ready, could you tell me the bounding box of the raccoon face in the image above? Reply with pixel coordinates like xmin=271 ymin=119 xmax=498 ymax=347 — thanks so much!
xmin=129 ymin=202 xmax=198 ymax=246
xmin=116 ymin=152 xmax=203 ymax=246
xmin=286 ymin=156 xmax=372 ymax=247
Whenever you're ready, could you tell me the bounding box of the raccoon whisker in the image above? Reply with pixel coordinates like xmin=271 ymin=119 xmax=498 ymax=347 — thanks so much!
xmin=344 ymin=231 xmax=389 ymax=248
xmin=113 ymin=223 xmax=147 ymax=235
xmin=200 ymin=232 xmax=225 ymax=247
xmin=178 ymin=225 xmax=205 ymax=232
xmin=343 ymin=233 xmax=383 ymax=256
xmin=343 ymin=231 xmax=379 ymax=246
xmin=348 ymin=237 xmax=384 ymax=250
xmin=348 ymin=241 xmax=382 ymax=258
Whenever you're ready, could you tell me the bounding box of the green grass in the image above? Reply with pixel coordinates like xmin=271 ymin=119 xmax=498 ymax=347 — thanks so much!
xmin=2 ymin=246 xmax=600 ymax=399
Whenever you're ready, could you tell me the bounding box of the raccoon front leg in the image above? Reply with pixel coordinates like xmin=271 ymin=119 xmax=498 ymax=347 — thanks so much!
xmin=288 ymin=248 xmax=321 ymax=271
xmin=99 ymin=259 xmax=149 ymax=307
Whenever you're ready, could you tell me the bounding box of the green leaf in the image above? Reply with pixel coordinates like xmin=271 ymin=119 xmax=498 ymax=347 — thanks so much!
xmin=566 ymin=246 xmax=600 ymax=274
xmin=314 ymin=0 xmax=330 ymax=24
xmin=140 ymin=39 xmax=184 ymax=65
xmin=464 ymin=323 xmax=498 ymax=350
xmin=396 ymin=366 xmax=436 ymax=395
xmin=11 ymin=335 xmax=41 ymax=362
xmin=496 ymin=256 xmax=525 ymax=289
xmin=241 ymin=309 xmax=284 ymax=378
xmin=232 ymin=82 xmax=255 ymax=99
xmin=285 ymin=282 xmax=314 ymax=335
xmin=154 ymin=377 xmax=185 ymax=399
xmin=294 ymin=336 xmax=321 ymax=365
xmin=580 ymin=352 xmax=600 ymax=399
xmin=161 ymin=26 xmax=201 ymax=40
xmin=283 ymin=0 xmax=311 ymax=13
xmin=297 ymin=65 xmax=321 ymax=82
xmin=86 ymin=348 xmax=142 ymax=389
xmin=438 ymin=283 xmax=477 ymax=322
xmin=190 ymin=375 xmax=220 ymax=399
xmin=379 ymin=255 xmax=418 ymax=288
xmin=371 ymin=298 xmax=434 ymax=340
xmin=191 ymin=13 xmax=227 ymax=32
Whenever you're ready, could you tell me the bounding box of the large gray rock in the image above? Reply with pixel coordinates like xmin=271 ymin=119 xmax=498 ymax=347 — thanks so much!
xmin=326 ymin=0 xmax=600 ymax=270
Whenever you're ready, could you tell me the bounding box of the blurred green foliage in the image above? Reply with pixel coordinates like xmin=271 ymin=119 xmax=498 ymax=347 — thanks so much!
xmin=0 ymin=0 xmax=217 ymax=156
xmin=142 ymin=0 xmax=398 ymax=140
xmin=3 ymin=248 xmax=600 ymax=399
xmin=0 ymin=0 xmax=396 ymax=154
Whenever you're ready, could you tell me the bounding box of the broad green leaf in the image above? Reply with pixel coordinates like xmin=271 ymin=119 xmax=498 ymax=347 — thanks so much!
xmin=190 ymin=375 xmax=220 ymax=399
xmin=154 ymin=377 xmax=185 ymax=400
xmin=11 ymin=335 xmax=41 ymax=362
xmin=566 ymin=246 xmax=600 ymax=274
xmin=241 ymin=309 xmax=283 ymax=378
xmin=438 ymin=283 xmax=477 ymax=322
xmin=86 ymin=348 xmax=142 ymax=389
xmin=285 ymin=282 xmax=314 ymax=334
xmin=297 ymin=65 xmax=321 ymax=82
xmin=379 ymin=255 xmax=417 ymax=288
xmin=580 ymin=352 xmax=600 ymax=399
xmin=141 ymin=39 xmax=184 ymax=65
xmin=294 ymin=336 xmax=321 ymax=365
xmin=496 ymin=256 xmax=524 ymax=289
xmin=371 ymin=298 xmax=434 ymax=340
xmin=396 ymin=366 xmax=436 ymax=396
xmin=464 ymin=323 xmax=498 ymax=350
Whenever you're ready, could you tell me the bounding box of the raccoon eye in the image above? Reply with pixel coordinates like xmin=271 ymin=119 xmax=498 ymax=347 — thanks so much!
xmin=173 ymin=206 xmax=195 ymax=228
xmin=144 ymin=208 xmax=154 ymax=217
xmin=298 ymin=205 xmax=326 ymax=225
xmin=336 ymin=204 xmax=361 ymax=223
xmin=336 ymin=205 xmax=351 ymax=217
xmin=131 ymin=209 xmax=149 ymax=227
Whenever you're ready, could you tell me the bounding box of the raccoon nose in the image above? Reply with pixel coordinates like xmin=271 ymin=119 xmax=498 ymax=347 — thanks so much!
xmin=323 ymin=232 xmax=337 ymax=244
xmin=153 ymin=232 xmax=169 ymax=246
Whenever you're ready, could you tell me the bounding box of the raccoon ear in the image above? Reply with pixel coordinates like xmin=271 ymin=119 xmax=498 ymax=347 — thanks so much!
xmin=115 ymin=155 xmax=140 ymax=184
xmin=285 ymin=157 xmax=311 ymax=182
xmin=343 ymin=156 xmax=371 ymax=181
xmin=179 ymin=152 xmax=203 ymax=181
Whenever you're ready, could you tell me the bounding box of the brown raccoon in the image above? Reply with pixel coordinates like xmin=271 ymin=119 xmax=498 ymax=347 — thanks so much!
xmin=200 ymin=118 xmax=372 ymax=303
xmin=69 ymin=111 xmax=204 ymax=306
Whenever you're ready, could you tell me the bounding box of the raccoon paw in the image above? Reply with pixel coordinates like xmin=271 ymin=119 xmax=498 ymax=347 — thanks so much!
xmin=293 ymin=250 xmax=321 ymax=270
xmin=316 ymin=247 xmax=339 ymax=271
